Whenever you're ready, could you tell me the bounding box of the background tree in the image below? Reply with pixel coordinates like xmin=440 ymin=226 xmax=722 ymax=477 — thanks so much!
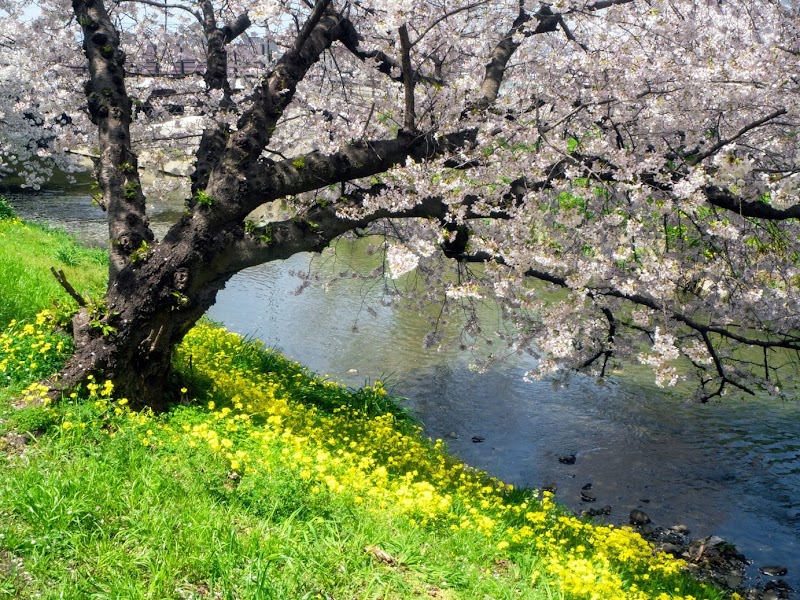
xmin=1 ymin=0 xmax=798 ymax=408
xmin=0 ymin=1 xmax=86 ymax=186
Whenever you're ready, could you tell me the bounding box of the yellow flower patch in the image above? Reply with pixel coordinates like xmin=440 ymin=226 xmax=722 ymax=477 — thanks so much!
xmin=2 ymin=314 xmax=720 ymax=600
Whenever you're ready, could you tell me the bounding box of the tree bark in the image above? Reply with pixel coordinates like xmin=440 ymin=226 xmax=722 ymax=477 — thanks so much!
xmin=53 ymin=215 xmax=242 ymax=410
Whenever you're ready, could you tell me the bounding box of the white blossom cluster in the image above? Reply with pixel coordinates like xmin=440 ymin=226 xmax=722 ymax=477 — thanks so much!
xmin=2 ymin=0 xmax=799 ymax=397
xmin=385 ymin=243 xmax=419 ymax=279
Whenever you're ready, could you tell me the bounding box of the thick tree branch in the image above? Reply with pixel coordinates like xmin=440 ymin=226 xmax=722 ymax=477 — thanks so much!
xmin=292 ymin=0 xmax=331 ymax=53
xmin=207 ymin=1 xmax=539 ymax=225
xmin=218 ymin=194 xmax=476 ymax=273
xmin=236 ymin=129 xmax=479 ymax=220
xmin=222 ymin=12 xmax=252 ymax=43
xmin=473 ymin=0 xmax=630 ymax=108
xmin=72 ymin=0 xmax=154 ymax=277
xmin=581 ymin=0 xmax=636 ymax=10
xmin=202 ymin=5 xmax=360 ymax=211
xmin=190 ymin=4 xmax=251 ymax=193
xmin=703 ymin=186 xmax=800 ymax=220
xmin=199 ymin=0 xmax=230 ymax=96
xmin=476 ymin=7 xmax=530 ymax=108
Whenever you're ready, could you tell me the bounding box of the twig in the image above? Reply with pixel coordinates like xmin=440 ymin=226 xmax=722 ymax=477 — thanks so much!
xmin=50 ymin=267 xmax=87 ymax=307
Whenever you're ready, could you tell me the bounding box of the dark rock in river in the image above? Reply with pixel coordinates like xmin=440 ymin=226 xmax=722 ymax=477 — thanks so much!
xmin=630 ymin=514 xmax=788 ymax=600
xmin=656 ymin=542 xmax=684 ymax=558
xmin=638 ymin=523 xmax=657 ymax=536
xmin=582 ymin=505 xmax=612 ymax=518
xmin=680 ymin=535 xmax=751 ymax=594
xmin=760 ymin=566 xmax=789 ymax=577
xmin=669 ymin=524 xmax=690 ymax=535
xmin=558 ymin=454 xmax=576 ymax=464
xmin=723 ymin=572 xmax=744 ymax=590
xmin=764 ymin=579 xmax=794 ymax=598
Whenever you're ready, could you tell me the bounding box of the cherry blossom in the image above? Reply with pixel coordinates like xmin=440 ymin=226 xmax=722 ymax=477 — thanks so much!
xmin=0 ymin=0 xmax=797 ymax=406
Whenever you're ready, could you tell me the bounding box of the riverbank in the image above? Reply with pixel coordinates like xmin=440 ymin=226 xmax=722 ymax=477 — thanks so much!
xmin=0 ymin=211 xmax=736 ymax=597
xmin=208 ymin=232 xmax=800 ymax=594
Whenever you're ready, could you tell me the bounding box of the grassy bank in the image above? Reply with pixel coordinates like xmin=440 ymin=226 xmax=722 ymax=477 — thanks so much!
xmin=0 ymin=199 xmax=107 ymax=326
xmin=0 ymin=211 xmax=728 ymax=599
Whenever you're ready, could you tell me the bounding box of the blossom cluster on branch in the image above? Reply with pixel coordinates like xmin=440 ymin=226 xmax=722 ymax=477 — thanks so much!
xmin=1 ymin=0 xmax=798 ymax=402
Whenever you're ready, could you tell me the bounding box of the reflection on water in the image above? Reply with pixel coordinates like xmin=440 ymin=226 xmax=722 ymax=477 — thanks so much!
xmin=2 ymin=187 xmax=183 ymax=247
xmin=5 ymin=188 xmax=800 ymax=590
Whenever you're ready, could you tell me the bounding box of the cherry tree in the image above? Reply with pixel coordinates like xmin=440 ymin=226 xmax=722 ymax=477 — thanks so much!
xmin=2 ymin=0 xmax=799 ymax=408
xmin=0 ymin=2 xmax=87 ymax=186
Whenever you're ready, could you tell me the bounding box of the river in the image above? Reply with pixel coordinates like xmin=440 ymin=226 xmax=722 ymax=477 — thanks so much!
xmin=4 ymin=185 xmax=799 ymax=591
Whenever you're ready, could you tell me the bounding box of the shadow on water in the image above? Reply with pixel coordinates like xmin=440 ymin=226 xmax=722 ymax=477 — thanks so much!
xmin=5 ymin=188 xmax=799 ymax=591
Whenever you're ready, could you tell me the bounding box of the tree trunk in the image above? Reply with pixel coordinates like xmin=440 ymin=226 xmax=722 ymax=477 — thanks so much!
xmin=52 ymin=219 xmax=235 ymax=411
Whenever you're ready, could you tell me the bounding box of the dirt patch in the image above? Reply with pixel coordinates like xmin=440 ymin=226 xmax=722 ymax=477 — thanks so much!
xmin=0 ymin=432 xmax=30 ymax=457
xmin=0 ymin=549 xmax=32 ymax=591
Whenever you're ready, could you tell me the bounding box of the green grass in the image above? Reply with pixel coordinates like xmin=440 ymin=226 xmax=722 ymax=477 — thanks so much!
xmin=0 ymin=212 xmax=107 ymax=327
xmin=0 ymin=218 xmax=728 ymax=599
xmin=0 ymin=417 xmax=412 ymax=598
xmin=0 ymin=387 xmax=552 ymax=599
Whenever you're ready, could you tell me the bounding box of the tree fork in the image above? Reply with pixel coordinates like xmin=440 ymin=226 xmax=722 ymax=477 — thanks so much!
xmin=52 ymin=251 xmax=233 ymax=410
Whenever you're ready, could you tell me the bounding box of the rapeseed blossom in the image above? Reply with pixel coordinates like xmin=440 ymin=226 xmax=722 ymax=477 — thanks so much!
xmin=1 ymin=317 xmax=722 ymax=599
xmin=0 ymin=310 xmax=71 ymax=383
xmin=167 ymin=324 xmax=710 ymax=599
